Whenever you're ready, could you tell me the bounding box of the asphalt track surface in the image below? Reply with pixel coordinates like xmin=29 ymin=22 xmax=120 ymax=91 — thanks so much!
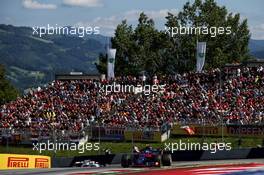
xmin=1 ymin=159 xmax=264 ymax=175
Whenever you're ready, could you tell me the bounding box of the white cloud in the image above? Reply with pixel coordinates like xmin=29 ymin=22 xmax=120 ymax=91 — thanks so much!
xmin=251 ymin=23 xmax=264 ymax=40
xmin=22 ymin=0 xmax=57 ymax=10
xmin=76 ymin=9 xmax=178 ymax=36
xmin=63 ymin=0 xmax=103 ymax=7
xmin=3 ymin=17 xmax=14 ymax=23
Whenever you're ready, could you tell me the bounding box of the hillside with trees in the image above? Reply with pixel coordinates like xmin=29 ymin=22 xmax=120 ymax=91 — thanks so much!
xmin=0 ymin=24 xmax=107 ymax=91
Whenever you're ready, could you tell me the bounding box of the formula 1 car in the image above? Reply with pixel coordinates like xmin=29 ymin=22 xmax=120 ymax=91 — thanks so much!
xmin=121 ymin=146 xmax=172 ymax=168
xmin=73 ymin=160 xmax=102 ymax=167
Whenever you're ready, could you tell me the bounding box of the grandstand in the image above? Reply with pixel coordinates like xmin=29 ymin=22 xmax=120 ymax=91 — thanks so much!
xmin=0 ymin=66 xmax=263 ymax=145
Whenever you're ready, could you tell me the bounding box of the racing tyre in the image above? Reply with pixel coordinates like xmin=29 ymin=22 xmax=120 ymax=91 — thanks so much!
xmin=161 ymin=154 xmax=172 ymax=166
xmin=121 ymin=154 xmax=131 ymax=168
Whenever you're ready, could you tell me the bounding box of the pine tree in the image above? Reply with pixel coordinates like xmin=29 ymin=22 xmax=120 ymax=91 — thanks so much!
xmin=0 ymin=64 xmax=19 ymax=105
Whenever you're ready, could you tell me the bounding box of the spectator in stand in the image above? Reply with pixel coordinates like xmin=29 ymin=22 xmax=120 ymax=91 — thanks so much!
xmin=0 ymin=66 xmax=263 ymax=133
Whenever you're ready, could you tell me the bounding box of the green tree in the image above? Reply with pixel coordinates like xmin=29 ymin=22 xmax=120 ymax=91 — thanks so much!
xmin=111 ymin=20 xmax=137 ymax=75
xmin=112 ymin=13 xmax=171 ymax=76
xmin=165 ymin=0 xmax=250 ymax=71
xmin=96 ymin=0 xmax=250 ymax=75
xmin=0 ymin=64 xmax=19 ymax=105
xmin=133 ymin=13 xmax=164 ymax=76
xmin=95 ymin=53 xmax=107 ymax=74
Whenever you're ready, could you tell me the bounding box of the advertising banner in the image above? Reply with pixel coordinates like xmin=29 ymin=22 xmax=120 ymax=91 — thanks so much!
xmin=196 ymin=42 xmax=206 ymax=72
xmin=172 ymin=125 xmax=220 ymax=136
xmin=91 ymin=127 xmax=125 ymax=141
xmin=0 ymin=154 xmax=51 ymax=169
xmin=172 ymin=125 xmax=264 ymax=138
xmin=107 ymin=49 xmax=117 ymax=80
xmin=226 ymin=125 xmax=264 ymax=137
xmin=172 ymin=125 xmax=221 ymax=136
xmin=124 ymin=131 xmax=162 ymax=142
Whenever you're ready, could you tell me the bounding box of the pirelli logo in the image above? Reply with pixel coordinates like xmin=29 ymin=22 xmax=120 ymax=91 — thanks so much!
xmin=7 ymin=157 xmax=29 ymax=168
xmin=35 ymin=158 xmax=49 ymax=168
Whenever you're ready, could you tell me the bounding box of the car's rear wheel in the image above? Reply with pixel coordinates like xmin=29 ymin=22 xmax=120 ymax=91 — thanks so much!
xmin=161 ymin=154 xmax=172 ymax=166
xmin=121 ymin=154 xmax=131 ymax=168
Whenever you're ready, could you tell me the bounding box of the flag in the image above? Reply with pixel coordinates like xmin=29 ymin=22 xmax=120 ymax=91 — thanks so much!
xmin=196 ymin=42 xmax=206 ymax=72
xmin=107 ymin=49 xmax=117 ymax=80
xmin=181 ymin=126 xmax=195 ymax=135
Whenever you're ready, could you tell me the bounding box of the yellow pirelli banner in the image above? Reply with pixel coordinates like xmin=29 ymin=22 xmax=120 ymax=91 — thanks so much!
xmin=0 ymin=154 xmax=51 ymax=169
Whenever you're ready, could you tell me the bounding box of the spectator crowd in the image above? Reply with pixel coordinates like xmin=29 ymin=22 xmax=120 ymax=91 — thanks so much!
xmin=0 ymin=66 xmax=263 ymax=133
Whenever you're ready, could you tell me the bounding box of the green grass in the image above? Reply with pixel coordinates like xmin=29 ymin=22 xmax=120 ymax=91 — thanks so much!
xmin=0 ymin=136 xmax=263 ymax=157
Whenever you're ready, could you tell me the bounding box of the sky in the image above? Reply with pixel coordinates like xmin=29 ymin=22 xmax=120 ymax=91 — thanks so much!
xmin=0 ymin=0 xmax=263 ymax=39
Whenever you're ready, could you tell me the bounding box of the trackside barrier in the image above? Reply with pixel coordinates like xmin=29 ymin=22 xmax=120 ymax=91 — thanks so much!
xmin=0 ymin=154 xmax=51 ymax=169
xmin=52 ymin=157 xmax=73 ymax=168
xmin=167 ymin=148 xmax=264 ymax=161
xmin=0 ymin=126 xmax=169 ymax=144
xmin=52 ymin=154 xmax=119 ymax=167
xmin=51 ymin=148 xmax=264 ymax=167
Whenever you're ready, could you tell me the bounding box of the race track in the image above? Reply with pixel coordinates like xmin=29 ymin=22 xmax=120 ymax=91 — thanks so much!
xmin=1 ymin=159 xmax=264 ymax=175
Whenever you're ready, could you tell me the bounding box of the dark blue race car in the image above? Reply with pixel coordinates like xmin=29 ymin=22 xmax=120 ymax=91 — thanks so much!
xmin=121 ymin=146 xmax=172 ymax=168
